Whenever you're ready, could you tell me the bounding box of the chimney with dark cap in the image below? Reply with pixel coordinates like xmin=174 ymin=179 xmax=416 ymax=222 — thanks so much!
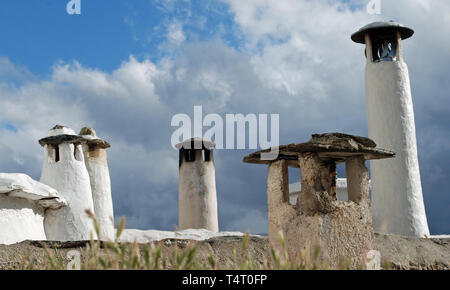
xmin=352 ymin=21 xmax=429 ymax=237
xmin=40 ymin=125 xmax=96 ymax=241
xmin=176 ymin=138 xmax=218 ymax=232
xmin=80 ymin=127 xmax=115 ymax=241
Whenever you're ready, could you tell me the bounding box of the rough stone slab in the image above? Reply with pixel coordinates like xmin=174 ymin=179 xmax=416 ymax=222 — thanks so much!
xmin=243 ymin=133 xmax=395 ymax=165
xmin=39 ymin=135 xmax=87 ymax=147
xmin=82 ymin=138 xmax=111 ymax=149
xmin=311 ymin=133 xmax=377 ymax=148
xmin=79 ymin=127 xmax=111 ymax=149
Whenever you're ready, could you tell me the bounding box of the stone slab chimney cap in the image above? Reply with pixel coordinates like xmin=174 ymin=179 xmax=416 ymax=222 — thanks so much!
xmin=79 ymin=127 xmax=111 ymax=149
xmin=351 ymin=21 xmax=414 ymax=44
xmin=175 ymin=137 xmax=216 ymax=150
xmin=38 ymin=125 xmax=87 ymax=147
xmin=243 ymin=132 xmax=395 ymax=165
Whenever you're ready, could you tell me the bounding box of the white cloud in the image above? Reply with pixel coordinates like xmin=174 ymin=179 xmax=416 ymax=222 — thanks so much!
xmin=167 ymin=21 xmax=186 ymax=45
xmin=0 ymin=57 xmax=33 ymax=82
xmin=0 ymin=57 xmax=177 ymax=229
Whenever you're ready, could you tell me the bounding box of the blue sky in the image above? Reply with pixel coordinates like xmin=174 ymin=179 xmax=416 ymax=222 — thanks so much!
xmin=0 ymin=0 xmax=240 ymax=75
xmin=0 ymin=0 xmax=449 ymax=235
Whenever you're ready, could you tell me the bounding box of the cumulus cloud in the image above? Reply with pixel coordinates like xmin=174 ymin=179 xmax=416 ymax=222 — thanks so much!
xmin=0 ymin=0 xmax=449 ymax=234
xmin=167 ymin=21 xmax=186 ymax=45
xmin=0 ymin=56 xmax=178 ymax=229
xmin=0 ymin=57 xmax=35 ymax=84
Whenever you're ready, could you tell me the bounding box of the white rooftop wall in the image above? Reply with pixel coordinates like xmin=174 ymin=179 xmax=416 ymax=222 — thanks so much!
xmin=0 ymin=173 xmax=66 ymax=245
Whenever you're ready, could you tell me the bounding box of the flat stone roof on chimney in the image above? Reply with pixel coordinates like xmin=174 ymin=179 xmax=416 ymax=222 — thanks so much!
xmin=243 ymin=132 xmax=395 ymax=165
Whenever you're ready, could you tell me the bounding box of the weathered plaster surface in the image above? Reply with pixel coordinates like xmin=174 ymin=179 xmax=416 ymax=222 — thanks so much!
xmin=268 ymin=155 xmax=374 ymax=268
xmin=0 ymin=195 xmax=46 ymax=245
xmin=346 ymin=156 xmax=369 ymax=203
xmin=289 ymin=178 xmax=351 ymax=204
xmin=244 ymin=133 xmax=393 ymax=268
xmin=41 ymin=142 xmax=96 ymax=241
xmin=82 ymin=144 xmax=114 ymax=241
xmin=366 ymin=60 xmax=429 ymax=237
xmin=0 ymin=173 xmax=66 ymax=245
xmin=179 ymin=150 xmax=219 ymax=232
xmin=267 ymin=160 xmax=296 ymax=249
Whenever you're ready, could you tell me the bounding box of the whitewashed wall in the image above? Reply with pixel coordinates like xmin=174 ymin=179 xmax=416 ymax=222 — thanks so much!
xmin=0 ymin=173 xmax=66 ymax=245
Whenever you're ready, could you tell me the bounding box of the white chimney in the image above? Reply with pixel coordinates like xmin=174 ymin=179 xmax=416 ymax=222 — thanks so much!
xmin=352 ymin=21 xmax=430 ymax=237
xmin=40 ymin=125 xmax=96 ymax=241
xmin=80 ymin=127 xmax=115 ymax=241
xmin=176 ymin=138 xmax=219 ymax=232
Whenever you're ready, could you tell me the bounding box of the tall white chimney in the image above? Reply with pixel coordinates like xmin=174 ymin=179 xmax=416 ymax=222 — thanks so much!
xmin=352 ymin=21 xmax=430 ymax=237
xmin=80 ymin=127 xmax=115 ymax=241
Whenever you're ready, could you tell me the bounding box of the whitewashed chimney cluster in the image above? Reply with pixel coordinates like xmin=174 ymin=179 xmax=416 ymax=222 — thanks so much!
xmin=39 ymin=125 xmax=114 ymax=241
xmin=0 ymin=21 xmax=434 ymax=247
xmin=0 ymin=125 xmax=114 ymax=244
